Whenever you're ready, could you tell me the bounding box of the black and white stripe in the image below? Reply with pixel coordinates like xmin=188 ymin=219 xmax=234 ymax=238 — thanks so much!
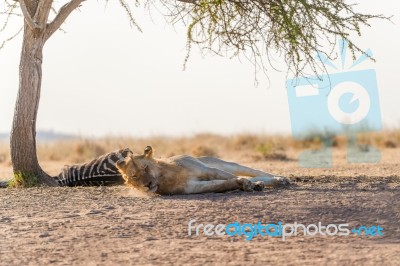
xmin=55 ymin=148 xmax=133 ymax=186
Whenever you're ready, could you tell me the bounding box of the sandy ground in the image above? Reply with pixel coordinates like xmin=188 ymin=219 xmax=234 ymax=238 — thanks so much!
xmin=0 ymin=148 xmax=400 ymax=265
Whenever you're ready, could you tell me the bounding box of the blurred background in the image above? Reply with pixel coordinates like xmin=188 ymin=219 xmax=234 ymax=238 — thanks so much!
xmin=0 ymin=1 xmax=399 ymax=138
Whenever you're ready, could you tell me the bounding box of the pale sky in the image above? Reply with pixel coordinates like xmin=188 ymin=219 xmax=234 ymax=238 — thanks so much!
xmin=0 ymin=1 xmax=399 ymax=137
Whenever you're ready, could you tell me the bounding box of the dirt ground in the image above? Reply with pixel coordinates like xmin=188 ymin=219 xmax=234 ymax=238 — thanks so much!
xmin=1 ymin=148 xmax=400 ymax=265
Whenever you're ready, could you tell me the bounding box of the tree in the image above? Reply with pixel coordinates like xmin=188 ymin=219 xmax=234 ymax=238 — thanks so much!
xmin=0 ymin=0 xmax=388 ymax=186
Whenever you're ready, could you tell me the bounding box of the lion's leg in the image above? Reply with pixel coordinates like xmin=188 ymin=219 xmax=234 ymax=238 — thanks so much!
xmin=198 ymin=157 xmax=290 ymax=187
xmin=197 ymin=156 xmax=273 ymax=177
xmin=204 ymin=167 xmax=239 ymax=180
xmin=184 ymin=178 xmax=263 ymax=194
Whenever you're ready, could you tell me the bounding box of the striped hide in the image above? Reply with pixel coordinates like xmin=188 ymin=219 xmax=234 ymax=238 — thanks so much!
xmin=55 ymin=148 xmax=133 ymax=186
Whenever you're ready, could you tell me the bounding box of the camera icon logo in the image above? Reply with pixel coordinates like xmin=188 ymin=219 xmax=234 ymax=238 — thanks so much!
xmin=286 ymin=40 xmax=382 ymax=168
xmin=327 ymin=81 xmax=370 ymax=125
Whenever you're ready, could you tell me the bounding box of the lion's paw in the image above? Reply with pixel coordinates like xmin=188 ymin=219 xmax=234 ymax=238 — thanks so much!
xmin=237 ymin=178 xmax=254 ymax=191
xmin=274 ymin=176 xmax=290 ymax=187
xmin=237 ymin=178 xmax=264 ymax=192
xmin=252 ymin=181 xmax=264 ymax=191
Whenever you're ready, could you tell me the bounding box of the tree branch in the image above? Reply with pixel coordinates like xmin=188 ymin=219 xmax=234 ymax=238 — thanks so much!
xmin=34 ymin=0 xmax=45 ymax=19
xmin=45 ymin=0 xmax=85 ymax=39
xmin=35 ymin=0 xmax=53 ymax=27
xmin=18 ymin=0 xmax=40 ymax=29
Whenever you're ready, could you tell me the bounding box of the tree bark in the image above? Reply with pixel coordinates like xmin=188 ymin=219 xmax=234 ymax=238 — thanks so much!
xmin=10 ymin=22 xmax=58 ymax=186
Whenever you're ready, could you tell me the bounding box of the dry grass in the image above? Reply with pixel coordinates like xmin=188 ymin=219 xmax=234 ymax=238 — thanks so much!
xmin=0 ymin=129 xmax=399 ymax=177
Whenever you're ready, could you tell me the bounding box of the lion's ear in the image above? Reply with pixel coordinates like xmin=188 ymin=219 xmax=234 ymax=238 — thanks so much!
xmin=144 ymin=146 xmax=153 ymax=158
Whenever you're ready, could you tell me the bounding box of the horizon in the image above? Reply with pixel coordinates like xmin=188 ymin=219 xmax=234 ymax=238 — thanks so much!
xmin=1 ymin=126 xmax=400 ymax=142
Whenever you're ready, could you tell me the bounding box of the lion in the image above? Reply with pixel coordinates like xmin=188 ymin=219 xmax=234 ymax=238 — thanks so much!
xmin=116 ymin=146 xmax=290 ymax=195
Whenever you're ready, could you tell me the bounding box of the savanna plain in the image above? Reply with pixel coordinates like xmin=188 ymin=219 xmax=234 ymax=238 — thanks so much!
xmin=0 ymin=132 xmax=399 ymax=265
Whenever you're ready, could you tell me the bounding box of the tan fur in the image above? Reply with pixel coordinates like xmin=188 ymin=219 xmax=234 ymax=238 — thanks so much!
xmin=116 ymin=146 xmax=290 ymax=195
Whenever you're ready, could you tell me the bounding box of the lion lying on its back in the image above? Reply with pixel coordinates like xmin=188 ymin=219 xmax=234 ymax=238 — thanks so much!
xmin=116 ymin=146 xmax=290 ymax=195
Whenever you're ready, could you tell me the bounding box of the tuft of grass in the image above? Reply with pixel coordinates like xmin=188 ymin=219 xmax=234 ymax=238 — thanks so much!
xmin=256 ymin=142 xmax=273 ymax=157
xmin=7 ymin=172 xmax=39 ymax=188
xmin=256 ymin=142 xmax=288 ymax=161
xmin=191 ymin=145 xmax=218 ymax=157
xmin=232 ymin=134 xmax=260 ymax=150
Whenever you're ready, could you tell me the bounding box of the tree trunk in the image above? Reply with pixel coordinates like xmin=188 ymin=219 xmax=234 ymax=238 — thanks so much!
xmin=10 ymin=22 xmax=58 ymax=186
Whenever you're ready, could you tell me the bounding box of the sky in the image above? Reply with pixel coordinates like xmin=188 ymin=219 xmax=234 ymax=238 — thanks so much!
xmin=0 ymin=1 xmax=399 ymax=138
